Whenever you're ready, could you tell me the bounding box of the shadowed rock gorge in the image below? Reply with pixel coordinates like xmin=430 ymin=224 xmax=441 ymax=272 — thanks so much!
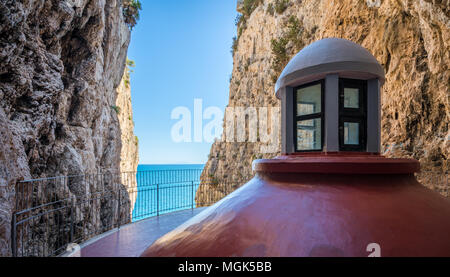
xmin=0 ymin=0 xmax=138 ymax=256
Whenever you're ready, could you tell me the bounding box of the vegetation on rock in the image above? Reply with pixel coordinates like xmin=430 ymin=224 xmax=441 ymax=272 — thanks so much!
xmin=270 ymin=37 xmax=289 ymax=83
xmin=124 ymin=58 xmax=136 ymax=88
xmin=274 ymin=0 xmax=289 ymax=14
xmin=266 ymin=3 xmax=275 ymax=15
xmin=241 ymin=0 xmax=264 ymax=17
xmin=231 ymin=36 xmax=238 ymax=56
xmin=232 ymin=0 xmax=264 ymax=56
xmin=123 ymin=0 xmax=142 ymax=29
xmin=126 ymin=58 xmax=136 ymax=69
xmin=271 ymin=16 xmax=307 ymax=83
xmin=111 ymin=105 xmax=121 ymax=114
xmin=285 ymin=16 xmax=305 ymax=50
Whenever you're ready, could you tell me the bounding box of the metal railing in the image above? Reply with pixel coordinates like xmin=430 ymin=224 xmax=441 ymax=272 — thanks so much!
xmin=11 ymin=169 xmax=247 ymax=257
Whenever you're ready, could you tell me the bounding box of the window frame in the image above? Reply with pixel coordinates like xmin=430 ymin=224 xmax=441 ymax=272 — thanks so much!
xmin=293 ymin=79 xmax=325 ymax=152
xmin=338 ymin=78 xmax=367 ymax=151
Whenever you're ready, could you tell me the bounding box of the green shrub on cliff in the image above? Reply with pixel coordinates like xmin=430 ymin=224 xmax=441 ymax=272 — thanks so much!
xmin=126 ymin=58 xmax=136 ymax=75
xmin=241 ymin=0 xmax=263 ymax=17
xmin=270 ymin=16 xmax=307 ymax=83
xmin=270 ymin=37 xmax=289 ymax=82
xmin=274 ymin=0 xmax=289 ymax=14
xmin=123 ymin=58 xmax=135 ymax=88
xmin=111 ymin=105 xmax=121 ymax=114
xmin=126 ymin=58 xmax=136 ymax=69
xmin=231 ymin=36 xmax=238 ymax=56
xmin=286 ymin=16 xmax=304 ymax=50
xmin=235 ymin=14 xmax=245 ymax=27
xmin=267 ymin=3 xmax=275 ymax=15
xmin=123 ymin=0 xmax=142 ymax=29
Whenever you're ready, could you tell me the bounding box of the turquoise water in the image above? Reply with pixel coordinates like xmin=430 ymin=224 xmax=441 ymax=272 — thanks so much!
xmin=132 ymin=164 xmax=204 ymax=221
xmin=137 ymin=164 xmax=205 ymax=171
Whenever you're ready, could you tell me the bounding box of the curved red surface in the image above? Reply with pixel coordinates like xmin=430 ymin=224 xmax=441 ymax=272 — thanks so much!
xmin=141 ymin=156 xmax=450 ymax=257
xmin=253 ymin=154 xmax=420 ymax=174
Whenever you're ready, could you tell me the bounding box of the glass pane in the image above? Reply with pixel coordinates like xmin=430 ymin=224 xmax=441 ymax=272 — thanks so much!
xmin=344 ymin=122 xmax=359 ymax=145
xmin=297 ymin=84 xmax=321 ymax=116
xmin=297 ymin=118 xmax=321 ymax=150
xmin=344 ymin=88 xmax=359 ymax=108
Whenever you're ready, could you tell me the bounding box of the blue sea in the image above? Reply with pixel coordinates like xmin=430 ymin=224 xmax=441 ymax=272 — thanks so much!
xmin=137 ymin=164 xmax=205 ymax=171
xmin=131 ymin=164 xmax=205 ymax=221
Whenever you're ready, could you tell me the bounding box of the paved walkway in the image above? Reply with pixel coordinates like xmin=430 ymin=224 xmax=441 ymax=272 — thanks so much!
xmin=78 ymin=208 xmax=207 ymax=257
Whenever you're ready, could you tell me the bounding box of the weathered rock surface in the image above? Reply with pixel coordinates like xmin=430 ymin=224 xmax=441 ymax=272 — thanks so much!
xmin=117 ymin=68 xmax=139 ymax=175
xmin=0 ymin=0 xmax=138 ymax=256
xmin=116 ymin=66 xmax=139 ymax=212
xmin=0 ymin=108 xmax=31 ymax=256
xmin=200 ymin=0 xmax=449 ymax=201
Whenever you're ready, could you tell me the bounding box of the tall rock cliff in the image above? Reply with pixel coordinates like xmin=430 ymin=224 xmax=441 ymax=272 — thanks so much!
xmin=0 ymin=0 xmax=139 ymax=256
xmin=201 ymin=0 xmax=449 ymax=200
xmin=117 ymin=64 xmax=139 ymax=175
xmin=116 ymin=63 xmax=139 ymax=212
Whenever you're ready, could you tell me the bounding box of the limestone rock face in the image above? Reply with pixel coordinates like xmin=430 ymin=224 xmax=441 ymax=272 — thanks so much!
xmin=0 ymin=0 xmax=138 ymax=256
xmin=116 ymin=67 xmax=139 ymax=212
xmin=201 ymin=0 xmax=449 ymax=200
xmin=117 ymin=69 xmax=139 ymax=175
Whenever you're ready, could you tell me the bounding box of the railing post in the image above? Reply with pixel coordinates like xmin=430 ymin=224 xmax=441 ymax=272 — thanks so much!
xmin=70 ymin=205 xmax=74 ymax=243
xmin=191 ymin=181 xmax=194 ymax=210
xmin=11 ymin=213 xmax=17 ymax=257
xmin=118 ymin=184 xmax=122 ymax=229
xmin=157 ymin=183 xmax=160 ymax=217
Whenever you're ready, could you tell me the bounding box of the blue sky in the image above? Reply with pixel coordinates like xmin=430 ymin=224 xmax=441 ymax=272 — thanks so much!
xmin=127 ymin=1 xmax=238 ymax=164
